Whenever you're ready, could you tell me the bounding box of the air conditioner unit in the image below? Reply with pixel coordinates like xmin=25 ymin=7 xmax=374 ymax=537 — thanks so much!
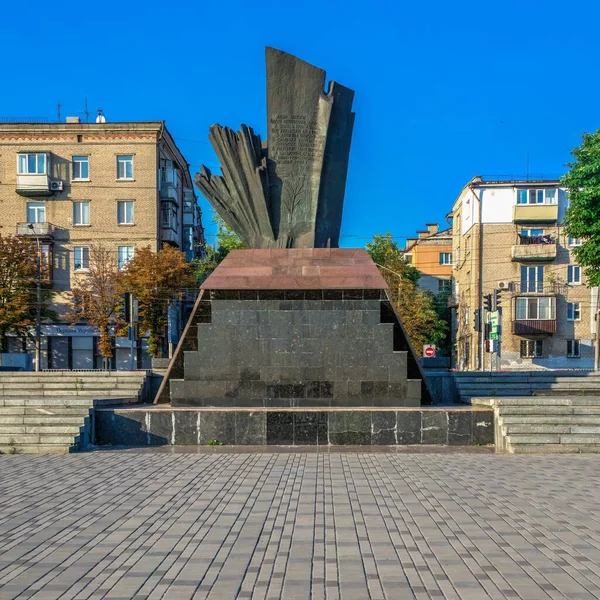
xmin=497 ymin=280 xmax=513 ymax=291
xmin=50 ymin=180 xmax=63 ymax=192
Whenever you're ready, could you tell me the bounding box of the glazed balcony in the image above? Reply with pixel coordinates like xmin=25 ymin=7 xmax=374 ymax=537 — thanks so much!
xmin=16 ymin=174 xmax=51 ymax=196
xmin=513 ymin=204 xmax=558 ymax=223
xmin=160 ymin=181 xmax=178 ymax=202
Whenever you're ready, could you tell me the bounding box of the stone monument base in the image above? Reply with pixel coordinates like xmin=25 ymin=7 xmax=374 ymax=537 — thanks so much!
xmin=156 ymin=248 xmax=431 ymax=409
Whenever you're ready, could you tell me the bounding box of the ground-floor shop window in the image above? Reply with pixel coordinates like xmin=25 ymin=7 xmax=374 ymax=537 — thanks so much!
xmin=567 ymin=339 xmax=581 ymax=358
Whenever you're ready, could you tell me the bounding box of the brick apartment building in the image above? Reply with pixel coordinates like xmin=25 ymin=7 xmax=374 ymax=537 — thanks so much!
xmin=450 ymin=176 xmax=597 ymax=371
xmin=0 ymin=117 xmax=205 ymax=370
xmin=402 ymin=223 xmax=453 ymax=295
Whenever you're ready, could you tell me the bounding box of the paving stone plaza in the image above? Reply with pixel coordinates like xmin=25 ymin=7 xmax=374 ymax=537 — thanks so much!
xmin=1 ymin=452 xmax=600 ymax=599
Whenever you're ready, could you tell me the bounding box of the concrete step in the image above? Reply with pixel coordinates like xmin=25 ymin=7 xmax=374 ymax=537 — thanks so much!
xmin=504 ymin=425 xmax=574 ymax=434
xmin=0 ymin=398 xmax=95 ymax=407
xmin=0 ymin=445 xmax=70 ymax=455
xmin=509 ymin=444 xmax=600 ymax=454
xmin=497 ymin=397 xmax=600 ymax=406
xmin=507 ymin=434 xmax=562 ymax=444
xmin=0 ymin=407 xmax=92 ymax=417
xmin=0 ymin=425 xmax=82 ymax=435
xmin=0 ymin=415 xmax=87 ymax=425
xmin=0 ymin=434 xmax=76 ymax=445
xmin=501 ymin=415 xmax=600 ymax=425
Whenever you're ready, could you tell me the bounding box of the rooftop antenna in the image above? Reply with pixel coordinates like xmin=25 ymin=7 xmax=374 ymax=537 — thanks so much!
xmin=80 ymin=97 xmax=90 ymax=123
xmin=56 ymin=103 xmax=61 ymax=123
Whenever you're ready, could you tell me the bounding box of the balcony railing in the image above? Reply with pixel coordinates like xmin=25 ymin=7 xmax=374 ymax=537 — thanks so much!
xmin=512 ymin=319 xmax=557 ymax=335
xmin=511 ymin=235 xmax=557 ymax=262
xmin=513 ymin=204 xmax=558 ymax=223
xmin=507 ymin=281 xmax=567 ymax=295
xmin=16 ymin=222 xmax=54 ymax=238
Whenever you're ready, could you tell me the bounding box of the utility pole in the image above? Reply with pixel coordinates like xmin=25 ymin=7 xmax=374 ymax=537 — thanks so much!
xmin=28 ymin=224 xmax=42 ymax=372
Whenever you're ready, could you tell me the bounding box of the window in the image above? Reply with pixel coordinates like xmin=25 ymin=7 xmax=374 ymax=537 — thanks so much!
xmin=520 ymin=265 xmax=544 ymax=293
xmin=118 ymin=246 xmax=134 ymax=270
xmin=567 ymin=340 xmax=581 ymax=358
xmin=17 ymin=153 xmax=47 ymax=175
xmin=521 ymin=228 xmax=544 ymax=237
xmin=520 ymin=340 xmax=543 ymax=358
xmin=72 ymin=156 xmax=89 ymax=180
xmin=117 ymin=200 xmax=134 ymax=225
xmin=439 ymin=252 xmax=452 ymax=265
xmin=73 ymin=246 xmax=90 ymax=271
xmin=117 ymin=155 xmax=134 ymax=179
xmin=567 ymin=302 xmax=581 ymax=321
xmin=568 ymin=237 xmax=582 ymax=247
xmin=567 ymin=265 xmax=581 ymax=285
xmin=26 ymin=202 xmax=46 ymax=223
xmin=438 ymin=279 xmax=451 ymax=293
xmin=73 ymin=201 xmax=90 ymax=226
xmin=516 ymin=188 xmax=557 ymax=205
xmin=161 ymin=204 xmax=177 ymax=229
xmin=515 ymin=297 xmax=556 ymax=320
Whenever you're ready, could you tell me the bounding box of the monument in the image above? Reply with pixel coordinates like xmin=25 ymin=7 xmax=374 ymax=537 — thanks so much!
xmin=196 ymin=47 xmax=355 ymax=249
xmin=149 ymin=48 xmax=442 ymax=446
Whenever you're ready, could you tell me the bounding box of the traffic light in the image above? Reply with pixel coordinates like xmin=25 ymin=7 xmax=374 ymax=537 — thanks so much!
xmin=483 ymin=293 xmax=492 ymax=312
xmin=493 ymin=289 xmax=503 ymax=311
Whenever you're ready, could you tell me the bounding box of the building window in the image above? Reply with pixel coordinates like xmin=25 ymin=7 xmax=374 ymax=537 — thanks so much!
xmin=567 ymin=302 xmax=581 ymax=321
xmin=439 ymin=252 xmax=452 ymax=265
xmin=72 ymin=156 xmax=89 ymax=180
xmin=516 ymin=188 xmax=557 ymax=205
xmin=567 ymin=340 xmax=581 ymax=358
xmin=118 ymin=246 xmax=134 ymax=270
xmin=73 ymin=246 xmax=90 ymax=271
xmin=567 ymin=265 xmax=581 ymax=285
xmin=117 ymin=155 xmax=134 ymax=180
xmin=520 ymin=340 xmax=543 ymax=358
xmin=117 ymin=200 xmax=134 ymax=225
xmin=17 ymin=153 xmax=47 ymax=175
xmin=26 ymin=202 xmax=46 ymax=223
xmin=438 ymin=279 xmax=451 ymax=293
xmin=73 ymin=201 xmax=90 ymax=226
xmin=568 ymin=237 xmax=582 ymax=247
xmin=515 ymin=296 xmax=555 ymax=320
xmin=161 ymin=204 xmax=177 ymax=229
xmin=520 ymin=265 xmax=544 ymax=293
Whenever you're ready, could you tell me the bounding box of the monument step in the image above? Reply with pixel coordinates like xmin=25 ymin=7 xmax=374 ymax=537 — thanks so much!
xmin=0 ymin=407 xmax=92 ymax=417
xmin=0 ymin=415 xmax=88 ymax=426
xmin=0 ymin=434 xmax=76 ymax=445
xmin=501 ymin=415 xmax=600 ymax=425
xmin=504 ymin=425 xmax=575 ymax=435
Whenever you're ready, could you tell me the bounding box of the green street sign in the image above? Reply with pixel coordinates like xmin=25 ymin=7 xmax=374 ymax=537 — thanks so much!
xmin=490 ymin=332 xmax=499 ymax=341
xmin=489 ymin=311 xmax=500 ymax=341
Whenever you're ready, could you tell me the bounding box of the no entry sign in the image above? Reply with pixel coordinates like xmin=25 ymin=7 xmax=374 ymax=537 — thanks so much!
xmin=423 ymin=344 xmax=436 ymax=358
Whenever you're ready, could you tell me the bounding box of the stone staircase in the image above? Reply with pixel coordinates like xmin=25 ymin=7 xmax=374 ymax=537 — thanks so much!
xmin=0 ymin=372 xmax=148 ymax=454
xmin=472 ymin=396 xmax=600 ymax=453
xmin=454 ymin=371 xmax=600 ymax=403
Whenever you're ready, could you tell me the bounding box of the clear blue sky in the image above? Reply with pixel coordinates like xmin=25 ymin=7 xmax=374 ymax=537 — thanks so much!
xmin=2 ymin=0 xmax=599 ymax=247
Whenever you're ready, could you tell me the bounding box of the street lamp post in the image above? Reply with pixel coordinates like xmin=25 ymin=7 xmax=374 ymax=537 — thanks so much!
xmin=28 ymin=224 xmax=42 ymax=372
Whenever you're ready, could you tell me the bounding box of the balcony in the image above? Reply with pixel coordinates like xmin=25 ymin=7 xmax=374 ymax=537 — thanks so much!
xmin=161 ymin=228 xmax=179 ymax=246
xmin=512 ymin=319 xmax=557 ymax=335
xmin=511 ymin=234 xmax=557 ymax=262
xmin=16 ymin=222 xmax=54 ymax=239
xmin=160 ymin=181 xmax=178 ymax=203
xmin=513 ymin=204 xmax=558 ymax=223
xmin=16 ymin=174 xmax=51 ymax=196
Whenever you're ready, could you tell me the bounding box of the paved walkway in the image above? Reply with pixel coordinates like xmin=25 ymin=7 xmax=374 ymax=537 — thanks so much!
xmin=1 ymin=453 xmax=600 ymax=600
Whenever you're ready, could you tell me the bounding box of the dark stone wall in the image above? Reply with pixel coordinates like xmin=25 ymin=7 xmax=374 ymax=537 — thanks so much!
xmin=94 ymin=408 xmax=494 ymax=447
xmin=170 ymin=289 xmax=421 ymax=408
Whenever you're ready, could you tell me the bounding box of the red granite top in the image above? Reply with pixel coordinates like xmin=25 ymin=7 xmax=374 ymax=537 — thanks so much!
xmin=202 ymin=248 xmax=388 ymax=290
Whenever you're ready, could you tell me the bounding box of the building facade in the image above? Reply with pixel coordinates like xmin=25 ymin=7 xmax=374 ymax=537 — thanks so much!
xmin=451 ymin=176 xmax=596 ymax=371
xmin=403 ymin=223 xmax=453 ymax=294
xmin=0 ymin=119 xmax=205 ymax=370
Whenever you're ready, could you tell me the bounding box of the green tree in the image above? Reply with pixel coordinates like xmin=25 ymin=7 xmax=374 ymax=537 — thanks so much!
xmin=563 ymin=130 xmax=600 ymax=369
xmin=563 ymin=130 xmax=600 ymax=286
xmin=366 ymin=233 xmax=448 ymax=352
xmin=194 ymin=212 xmax=245 ymax=283
xmin=118 ymin=245 xmax=196 ymax=358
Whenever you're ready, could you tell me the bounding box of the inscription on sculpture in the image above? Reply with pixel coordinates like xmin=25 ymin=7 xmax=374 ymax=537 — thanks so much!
xmin=196 ymin=47 xmax=355 ymax=248
xmin=269 ymin=115 xmax=326 ymax=166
